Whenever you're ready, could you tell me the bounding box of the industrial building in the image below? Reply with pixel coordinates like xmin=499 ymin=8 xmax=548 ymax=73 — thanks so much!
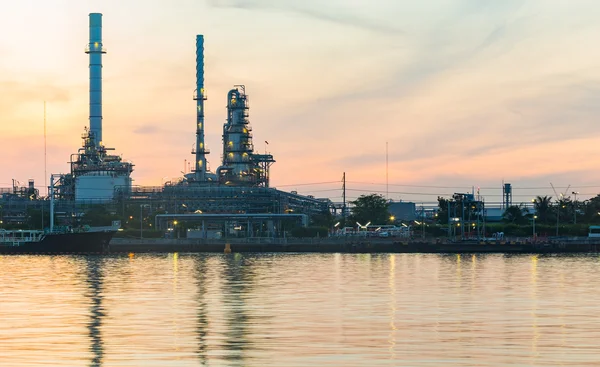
xmin=0 ymin=13 xmax=329 ymax=234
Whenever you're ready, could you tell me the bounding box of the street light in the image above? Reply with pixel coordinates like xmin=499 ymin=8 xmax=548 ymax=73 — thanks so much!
xmin=532 ymin=215 xmax=537 ymax=239
xmin=572 ymin=191 xmax=579 ymax=224
xmin=140 ymin=204 xmax=150 ymax=240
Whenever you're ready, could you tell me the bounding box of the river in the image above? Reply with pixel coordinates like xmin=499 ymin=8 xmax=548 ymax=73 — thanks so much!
xmin=1 ymin=253 xmax=600 ymax=366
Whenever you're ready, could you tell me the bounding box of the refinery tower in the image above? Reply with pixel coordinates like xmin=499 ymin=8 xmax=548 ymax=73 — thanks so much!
xmin=54 ymin=13 xmax=133 ymax=202
xmin=181 ymin=35 xmax=274 ymax=187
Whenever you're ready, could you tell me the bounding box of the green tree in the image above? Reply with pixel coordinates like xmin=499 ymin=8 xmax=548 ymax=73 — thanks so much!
xmin=533 ymin=195 xmax=552 ymax=223
xmin=502 ymin=204 xmax=529 ymax=225
xmin=583 ymin=195 xmax=600 ymax=223
xmin=436 ymin=196 xmax=449 ymax=224
xmin=349 ymin=194 xmax=390 ymax=225
xmin=310 ymin=210 xmax=335 ymax=228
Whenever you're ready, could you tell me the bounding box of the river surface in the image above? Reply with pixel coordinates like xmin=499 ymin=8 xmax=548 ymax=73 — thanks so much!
xmin=1 ymin=253 xmax=600 ymax=366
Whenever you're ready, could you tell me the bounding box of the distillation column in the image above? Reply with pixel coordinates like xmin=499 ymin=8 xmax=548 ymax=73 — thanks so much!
xmin=222 ymin=86 xmax=253 ymax=183
xmin=193 ymin=35 xmax=209 ymax=181
xmin=86 ymin=13 xmax=105 ymax=148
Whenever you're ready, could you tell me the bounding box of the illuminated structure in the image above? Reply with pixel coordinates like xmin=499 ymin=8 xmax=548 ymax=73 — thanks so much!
xmin=192 ymin=35 xmax=210 ymax=182
xmin=216 ymin=85 xmax=275 ymax=186
xmin=56 ymin=13 xmax=134 ymax=203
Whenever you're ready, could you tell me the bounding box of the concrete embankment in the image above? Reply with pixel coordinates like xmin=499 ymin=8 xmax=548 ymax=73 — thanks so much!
xmin=109 ymin=237 xmax=397 ymax=253
xmin=109 ymin=237 xmax=600 ymax=254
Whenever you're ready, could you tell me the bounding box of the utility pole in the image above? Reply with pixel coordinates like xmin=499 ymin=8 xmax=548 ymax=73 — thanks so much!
xmin=572 ymin=191 xmax=579 ymax=224
xmin=44 ymin=101 xmax=47 ymax=196
xmin=342 ymin=172 xmax=346 ymax=225
xmin=140 ymin=204 xmax=144 ymax=240
xmin=386 ymin=142 xmax=389 ymax=200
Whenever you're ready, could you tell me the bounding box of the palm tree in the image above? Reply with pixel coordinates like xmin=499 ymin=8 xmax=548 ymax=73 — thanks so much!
xmin=533 ymin=195 xmax=552 ymax=224
xmin=503 ymin=204 xmax=529 ymax=225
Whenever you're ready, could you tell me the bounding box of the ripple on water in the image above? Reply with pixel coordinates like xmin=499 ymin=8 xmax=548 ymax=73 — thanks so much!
xmin=2 ymin=253 xmax=600 ymax=366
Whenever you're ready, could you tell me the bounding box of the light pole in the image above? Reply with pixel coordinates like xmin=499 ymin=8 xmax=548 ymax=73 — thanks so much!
xmin=421 ymin=204 xmax=425 ymax=238
xmin=572 ymin=191 xmax=579 ymax=224
xmin=140 ymin=204 xmax=150 ymax=240
xmin=532 ymin=215 xmax=537 ymax=239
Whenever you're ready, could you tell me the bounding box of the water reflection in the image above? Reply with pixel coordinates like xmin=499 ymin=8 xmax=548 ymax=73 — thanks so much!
xmin=3 ymin=254 xmax=600 ymax=366
xmin=84 ymin=257 xmax=105 ymax=367
xmin=193 ymin=256 xmax=208 ymax=366
xmin=221 ymin=254 xmax=255 ymax=364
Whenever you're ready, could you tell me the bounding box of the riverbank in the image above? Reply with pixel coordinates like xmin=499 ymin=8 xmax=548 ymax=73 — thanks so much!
xmin=108 ymin=237 xmax=600 ymax=254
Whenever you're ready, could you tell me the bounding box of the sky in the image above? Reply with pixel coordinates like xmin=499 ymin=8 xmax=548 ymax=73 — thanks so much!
xmin=1 ymin=0 xmax=600 ymax=206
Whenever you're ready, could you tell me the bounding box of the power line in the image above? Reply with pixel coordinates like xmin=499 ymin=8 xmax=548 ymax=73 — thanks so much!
xmin=346 ymin=180 xmax=600 ymax=190
xmin=275 ymin=181 xmax=340 ymax=187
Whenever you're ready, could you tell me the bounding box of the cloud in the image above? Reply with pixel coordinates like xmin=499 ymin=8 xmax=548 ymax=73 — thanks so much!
xmin=206 ymin=0 xmax=404 ymax=34
xmin=133 ymin=125 xmax=160 ymax=134
xmin=0 ymin=80 xmax=70 ymax=113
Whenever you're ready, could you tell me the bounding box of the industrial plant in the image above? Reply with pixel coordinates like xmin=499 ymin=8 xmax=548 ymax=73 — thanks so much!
xmin=0 ymin=13 xmax=329 ymax=237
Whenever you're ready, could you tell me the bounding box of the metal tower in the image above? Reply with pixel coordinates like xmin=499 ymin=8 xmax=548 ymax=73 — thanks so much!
xmin=193 ymin=35 xmax=209 ymax=181
xmin=85 ymin=13 xmax=106 ymax=147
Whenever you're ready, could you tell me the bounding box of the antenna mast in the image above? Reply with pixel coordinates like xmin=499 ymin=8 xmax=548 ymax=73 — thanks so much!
xmin=44 ymin=101 xmax=47 ymax=196
xmin=386 ymin=141 xmax=389 ymax=200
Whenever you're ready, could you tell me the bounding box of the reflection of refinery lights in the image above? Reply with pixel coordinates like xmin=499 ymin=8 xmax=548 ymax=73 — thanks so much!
xmin=388 ymin=255 xmax=397 ymax=358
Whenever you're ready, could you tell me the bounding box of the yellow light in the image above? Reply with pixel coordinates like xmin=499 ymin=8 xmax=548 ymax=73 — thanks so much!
xmin=129 ymin=216 xmax=133 ymax=219
xmin=228 ymin=141 xmax=233 ymax=146
xmin=198 ymin=160 xmax=203 ymax=166
xmin=198 ymin=123 xmax=202 ymax=129
xmin=390 ymin=216 xmax=395 ymax=221
xmin=457 ymin=223 xmax=461 ymax=227
xmin=94 ymin=42 xmax=99 ymax=49
xmin=199 ymin=143 xmax=203 ymax=148
xmin=173 ymin=220 xmax=178 ymax=225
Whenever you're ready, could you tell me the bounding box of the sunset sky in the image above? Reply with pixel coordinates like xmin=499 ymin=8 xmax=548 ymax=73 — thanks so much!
xmin=1 ymin=0 xmax=599 ymax=205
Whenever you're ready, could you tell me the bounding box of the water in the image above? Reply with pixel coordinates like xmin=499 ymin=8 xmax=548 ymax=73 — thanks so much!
xmin=2 ymin=253 xmax=600 ymax=366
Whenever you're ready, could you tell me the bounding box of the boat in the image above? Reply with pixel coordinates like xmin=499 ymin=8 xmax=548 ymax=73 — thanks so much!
xmin=0 ymin=227 xmax=116 ymax=254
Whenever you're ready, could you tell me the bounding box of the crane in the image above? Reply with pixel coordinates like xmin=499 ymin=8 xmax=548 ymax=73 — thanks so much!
xmin=550 ymin=183 xmax=571 ymax=202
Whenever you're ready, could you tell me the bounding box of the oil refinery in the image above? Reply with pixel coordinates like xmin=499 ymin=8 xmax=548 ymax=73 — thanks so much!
xmin=0 ymin=13 xmax=329 ymax=236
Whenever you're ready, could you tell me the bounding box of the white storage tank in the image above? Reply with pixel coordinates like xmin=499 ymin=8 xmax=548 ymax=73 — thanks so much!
xmin=75 ymin=171 xmax=130 ymax=203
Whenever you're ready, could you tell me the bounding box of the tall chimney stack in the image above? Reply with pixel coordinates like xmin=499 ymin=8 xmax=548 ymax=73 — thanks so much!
xmin=194 ymin=35 xmax=208 ymax=181
xmin=86 ymin=13 xmax=105 ymax=147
